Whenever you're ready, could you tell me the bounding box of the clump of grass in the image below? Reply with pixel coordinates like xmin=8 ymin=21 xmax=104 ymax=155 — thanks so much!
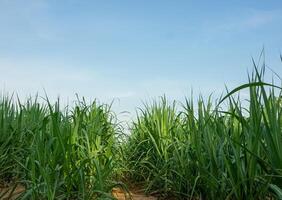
xmin=0 ymin=96 xmax=121 ymax=199
xmin=124 ymin=97 xmax=181 ymax=194
xmin=0 ymin=95 xmax=46 ymax=186
xmin=124 ymin=61 xmax=282 ymax=199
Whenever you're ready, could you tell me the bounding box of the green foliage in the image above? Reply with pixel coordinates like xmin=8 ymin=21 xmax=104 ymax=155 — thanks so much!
xmin=124 ymin=64 xmax=282 ymax=199
xmin=0 ymin=96 xmax=120 ymax=199
xmin=1 ymin=56 xmax=282 ymax=200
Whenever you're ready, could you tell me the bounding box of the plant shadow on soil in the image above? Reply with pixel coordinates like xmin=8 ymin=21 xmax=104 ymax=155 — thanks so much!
xmin=1 ymin=185 xmax=160 ymax=200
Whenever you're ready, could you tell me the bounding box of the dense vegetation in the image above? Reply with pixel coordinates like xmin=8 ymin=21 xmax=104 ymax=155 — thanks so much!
xmin=124 ymin=66 xmax=282 ymax=199
xmin=0 ymin=97 xmax=123 ymax=199
xmin=0 ymin=61 xmax=282 ymax=199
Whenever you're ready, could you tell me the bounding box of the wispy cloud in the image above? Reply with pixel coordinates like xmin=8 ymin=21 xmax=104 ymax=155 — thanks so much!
xmin=227 ymin=9 xmax=282 ymax=30
xmin=0 ymin=0 xmax=59 ymax=42
xmin=241 ymin=10 xmax=281 ymax=28
xmin=0 ymin=58 xmax=140 ymax=103
xmin=199 ymin=9 xmax=282 ymax=41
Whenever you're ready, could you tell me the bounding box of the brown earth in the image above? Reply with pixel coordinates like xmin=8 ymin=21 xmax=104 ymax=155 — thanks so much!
xmin=0 ymin=184 xmax=25 ymax=200
xmin=0 ymin=186 xmax=157 ymax=200
xmin=0 ymin=184 xmax=157 ymax=200
xmin=112 ymin=187 xmax=157 ymax=200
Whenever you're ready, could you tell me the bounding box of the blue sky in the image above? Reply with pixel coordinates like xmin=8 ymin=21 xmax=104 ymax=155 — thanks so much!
xmin=0 ymin=0 xmax=282 ymax=117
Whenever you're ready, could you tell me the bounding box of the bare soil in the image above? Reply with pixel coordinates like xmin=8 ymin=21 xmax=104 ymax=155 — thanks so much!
xmin=0 ymin=184 xmax=25 ymax=200
xmin=0 ymin=183 xmax=158 ymax=200
xmin=112 ymin=187 xmax=157 ymax=200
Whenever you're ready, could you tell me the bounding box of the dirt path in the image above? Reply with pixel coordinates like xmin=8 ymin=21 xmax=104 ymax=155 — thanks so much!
xmin=112 ymin=187 xmax=157 ymax=200
xmin=0 ymin=184 xmax=157 ymax=200
xmin=0 ymin=185 xmax=25 ymax=200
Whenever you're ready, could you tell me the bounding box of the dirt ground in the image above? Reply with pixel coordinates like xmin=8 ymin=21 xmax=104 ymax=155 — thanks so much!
xmin=112 ymin=187 xmax=157 ymax=200
xmin=0 ymin=185 xmax=25 ymax=200
xmin=0 ymin=185 xmax=157 ymax=200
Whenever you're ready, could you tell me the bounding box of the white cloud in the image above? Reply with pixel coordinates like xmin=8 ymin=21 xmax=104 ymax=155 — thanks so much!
xmin=200 ymin=9 xmax=282 ymax=40
xmin=242 ymin=10 xmax=279 ymax=28
xmin=0 ymin=58 xmax=141 ymax=112
xmin=231 ymin=10 xmax=281 ymax=30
